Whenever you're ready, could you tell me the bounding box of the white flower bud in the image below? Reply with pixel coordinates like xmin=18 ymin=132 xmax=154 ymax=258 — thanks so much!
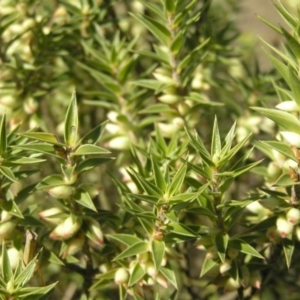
xmin=220 ymin=259 xmax=232 ymax=274
xmin=50 ymin=215 xmax=82 ymax=240
xmin=276 ymin=101 xmax=299 ymax=112
xmin=47 ymin=185 xmax=75 ymax=200
xmin=276 ymin=216 xmax=294 ymax=238
xmin=280 ymin=131 xmax=300 ymax=147
xmin=114 ymin=268 xmax=129 ymax=284
xmin=250 ymin=270 xmax=262 ymax=289
xmin=287 ymin=208 xmax=300 ymax=225
xmin=0 ymin=220 xmax=17 ymax=240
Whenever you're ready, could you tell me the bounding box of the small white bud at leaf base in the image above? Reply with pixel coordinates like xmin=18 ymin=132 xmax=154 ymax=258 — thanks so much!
xmin=267 ymin=162 xmax=281 ymax=181
xmin=280 ymin=131 xmax=300 ymax=148
xmin=158 ymin=94 xmax=181 ymax=104
xmin=276 ymin=216 xmax=294 ymax=238
xmin=156 ymin=273 xmax=168 ymax=288
xmin=1 ymin=211 xmax=12 ymax=223
xmin=0 ymin=220 xmax=17 ymax=240
xmin=276 ymin=100 xmax=299 ymax=112
xmin=250 ymin=270 xmax=262 ymax=289
xmin=39 ymin=209 xmax=66 ymax=226
xmin=106 ymin=136 xmax=130 ymax=150
xmin=145 ymin=261 xmax=156 ymax=278
xmin=220 ymin=259 xmax=232 ymax=274
xmin=87 ymin=219 xmax=104 ymax=246
xmin=60 ymin=233 xmax=85 ymax=259
xmin=0 ymin=248 xmax=20 ymax=270
xmin=6 ymin=279 xmax=14 ymax=294
xmin=114 ymin=268 xmax=129 ymax=284
xmin=224 ymin=277 xmax=240 ymax=293
xmin=50 ymin=215 xmax=82 ymax=240
xmin=286 ymin=208 xmax=300 ymax=225
xmin=47 ymin=185 xmax=75 ymax=200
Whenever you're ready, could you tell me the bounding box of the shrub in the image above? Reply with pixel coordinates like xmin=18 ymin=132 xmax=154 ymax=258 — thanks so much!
xmin=0 ymin=0 xmax=299 ymax=299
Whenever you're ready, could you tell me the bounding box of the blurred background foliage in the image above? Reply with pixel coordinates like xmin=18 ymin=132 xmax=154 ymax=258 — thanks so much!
xmin=1 ymin=0 xmax=300 ymax=299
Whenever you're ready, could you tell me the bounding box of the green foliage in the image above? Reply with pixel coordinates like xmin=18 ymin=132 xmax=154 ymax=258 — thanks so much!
xmin=1 ymin=0 xmax=300 ymax=299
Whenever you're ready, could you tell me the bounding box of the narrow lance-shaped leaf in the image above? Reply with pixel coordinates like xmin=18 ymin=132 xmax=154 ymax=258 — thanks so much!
xmin=130 ymin=13 xmax=171 ymax=46
xmin=211 ymin=116 xmax=221 ymax=158
xmin=128 ymin=263 xmax=146 ymax=287
xmin=151 ymin=240 xmax=165 ymax=272
xmin=113 ymin=242 xmax=148 ymax=261
xmin=1 ymin=243 xmax=12 ymax=282
xmin=77 ymin=121 xmax=107 ymax=146
xmin=282 ymin=238 xmax=294 ymax=269
xmin=0 ymin=114 xmax=7 ymax=155
xmin=251 ymin=107 xmax=300 ymax=135
xmin=64 ymin=91 xmax=78 ymax=148
xmin=160 ymin=267 xmax=178 ymax=289
xmin=288 ymin=66 xmax=300 ymax=108
xmin=151 ymin=156 xmax=167 ymax=192
xmin=214 ymin=233 xmax=229 ymax=263
xmin=167 ymin=163 xmax=187 ymax=197
xmin=281 ymin=27 xmax=300 ymax=61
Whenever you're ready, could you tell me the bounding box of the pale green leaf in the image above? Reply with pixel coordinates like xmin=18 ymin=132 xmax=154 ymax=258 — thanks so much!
xmin=107 ymin=234 xmax=143 ymax=246
xmin=200 ymin=257 xmax=217 ymax=277
xmin=160 ymin=267 xmax=177 ymax=289
xmin=1 ymin=243 xmax=12 ymax=282
xmin=17 ymin=132 xmax=63 ymax=146
xmin=151 ymin=240 xmax=165 ymax=271
xmin=113 ymin=242 xmax=148 ymax=261
xmin=128 ymin=263 xmax=146 ymax=287
xmin=64 ymin=91 xmax=78 ymax=147
xmin=74 ymin=187 xmax=97 ymax=211
xmin=251 ymin=107 xmax=300 ymax=134
xmin=72 ymin=144 xmax=110 ymax=156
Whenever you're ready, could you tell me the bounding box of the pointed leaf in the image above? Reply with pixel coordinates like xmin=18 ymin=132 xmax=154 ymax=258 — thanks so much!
xmin=282 ymin=238 xmax=294 ymax=268
xmin=72 ymin=144 xmax=110 ymax=156
xmin=0 ymin=114 xmax=7 ymax=155
xmin=113 ymin=242 xmax=148 ymax=261
xmin=108 ymin=234 xmax=143 ymax=246
xmin=228 ymin=239 xmax=264 ymax=259
xmin=130 ymin=13 xmax=171 ymax=45
xmin=77 ymin=157 xmax=112 ymax=174
xmin=128 ymin=263 xmax=146 ymax=287
xmin=160 ymin=267 xmax=177 ymax=289
xmin=1 ymin=243 xmax=12 ymax=282
xmin=251 ymin=107 xmax=300 ymax=134
xmin=0 ymin=166 xmax=17 ymax=182
xmin=64 ymin=91 xmax=78 ymax=147
xmin=35 ymin=175 xmax=65 ymax=190
xmin=167 ymin=163 xmax=187 ymax=197
xmin=281 ymin=27 xmax=300 ymax=61
xmin=151 ymin=156 xmax=167 ymax=192
xmin=74 ymin=187 xmax=97 ymax=211
xmin=211 ymin=116 xmax=221 ymax=157
xmin=289 ymin=66 xmax=300 ymax=108
xmin=151 ymin=240 xmax=165 ymax=271
xmin=259 ymin=140 xmax=295 ymax=161
xmin=77 ymin=121 xmax=107 ymax=146
xmin=214 ymin=233 xmax=229 ymax=263
xmin=200 ymin=257 xmax=217 ymax=277
xmin=17 ymin=132 xmax=63 ymax=146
